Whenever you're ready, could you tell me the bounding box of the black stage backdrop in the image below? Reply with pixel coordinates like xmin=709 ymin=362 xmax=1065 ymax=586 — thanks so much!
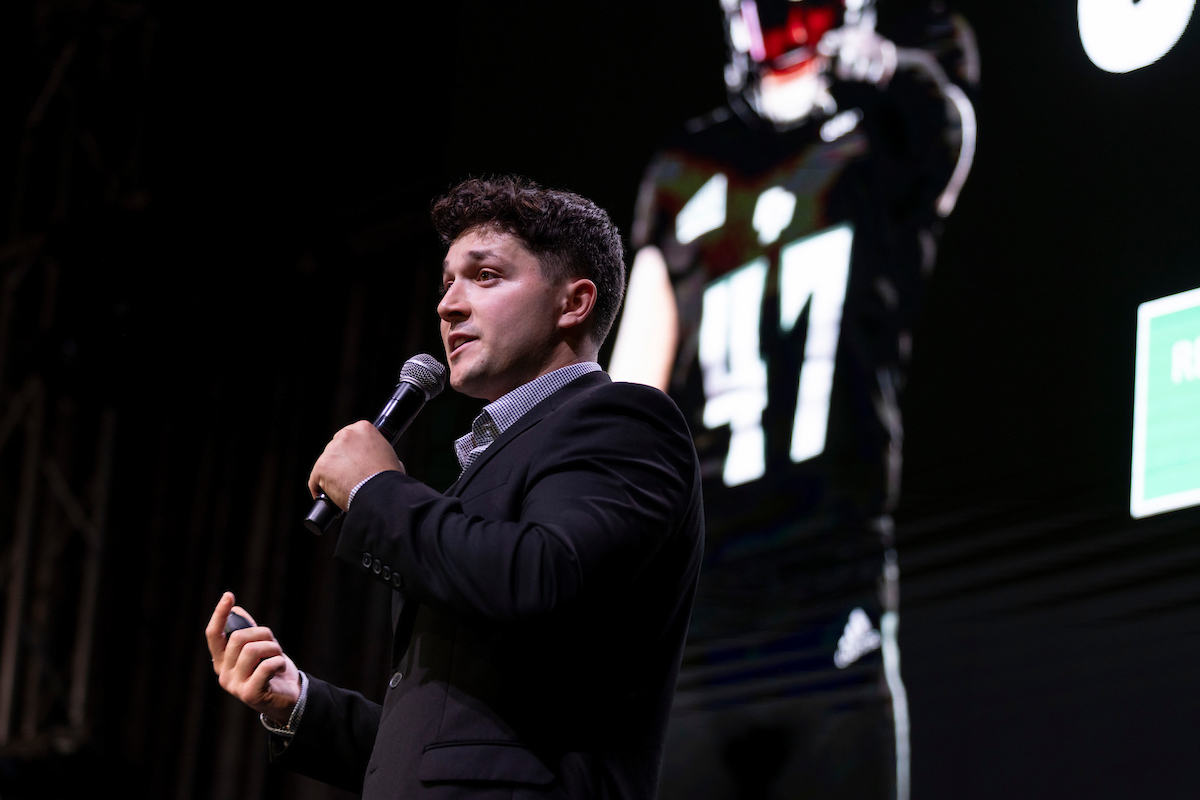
xmin=0 ymin=1 xmax=1195 ymax=798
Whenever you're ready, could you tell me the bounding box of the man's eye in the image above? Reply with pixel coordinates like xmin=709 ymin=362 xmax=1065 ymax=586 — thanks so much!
xmin=477 ymin=270 xmax=497 ymax=281
xmin=437 ymin=280 xmax=452 ymax=297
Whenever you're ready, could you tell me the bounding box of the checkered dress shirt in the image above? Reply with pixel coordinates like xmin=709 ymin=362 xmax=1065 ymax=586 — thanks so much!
xmin=454 ymin=362 xmax=601 ymax=474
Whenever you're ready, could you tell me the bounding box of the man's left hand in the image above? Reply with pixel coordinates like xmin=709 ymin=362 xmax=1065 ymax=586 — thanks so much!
xmin=308 ymin=420 xmax=405 ymax=509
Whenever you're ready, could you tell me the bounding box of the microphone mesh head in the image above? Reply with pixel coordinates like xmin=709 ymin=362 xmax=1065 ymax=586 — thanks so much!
xmin=399 ymin=354 xmax=448 ymax=400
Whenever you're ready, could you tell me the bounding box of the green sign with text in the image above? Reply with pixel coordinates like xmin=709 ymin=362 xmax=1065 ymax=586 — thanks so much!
xmin=1132 ymin=286 xmax=1200 ymax=518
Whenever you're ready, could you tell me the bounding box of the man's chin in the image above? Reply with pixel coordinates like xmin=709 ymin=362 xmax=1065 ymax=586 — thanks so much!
xmin=448 ymin=371 xmax=491 ymax=401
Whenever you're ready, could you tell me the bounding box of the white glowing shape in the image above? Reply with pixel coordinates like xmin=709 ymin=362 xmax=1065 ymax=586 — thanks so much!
xmin=675 ymin=173 xmax=728 ymax=245
xmin=881 ymin=609 xmax=910 ymax=800
xmin=741 ymin=0 xmax=767 ymax=62
xmin=752 ymin=186 xmax=797 ymax=245
xmin=729 ymin=11 xmax=752 ymax=54
xmin=758 ymin=67 xmax=827 ymax=126
xmin=820 ymin=108 xmax=864 ymax=142
xmin=607 ymin=246 xmax=677 ymax=391
xmin=833 ymin=607 xmax=881 ymax=668
xmin=780 ymin=224 xmax=854 ymax=463
xmin=1171 ymin=337 xmax=1200 ymax=383
xmin=1079 ymin=0 xmax=1195 ymax=73
xmin=699 ymin=259 xmax=769 ymax=486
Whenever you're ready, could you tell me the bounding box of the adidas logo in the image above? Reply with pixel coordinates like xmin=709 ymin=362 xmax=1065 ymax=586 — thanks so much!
xmin=833 ymin=608 xmax=881 ymax=669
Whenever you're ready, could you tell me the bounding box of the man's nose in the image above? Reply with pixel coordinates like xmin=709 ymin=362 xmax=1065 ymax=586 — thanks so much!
xmin=437 ymin=281 xmax=468 ymax=321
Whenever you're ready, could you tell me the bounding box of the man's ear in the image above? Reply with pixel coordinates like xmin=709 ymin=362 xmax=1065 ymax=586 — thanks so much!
xmin=558 ymin=278 xmax=598 ymax=333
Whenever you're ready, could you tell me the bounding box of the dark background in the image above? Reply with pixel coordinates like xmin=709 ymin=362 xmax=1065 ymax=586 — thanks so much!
xmin=0 ymin=0 xmax=1197 ymax=797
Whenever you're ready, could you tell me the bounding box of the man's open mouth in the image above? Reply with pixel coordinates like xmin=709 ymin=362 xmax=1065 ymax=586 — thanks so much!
xmin=448 ymin=335 xmax=478 ymax=358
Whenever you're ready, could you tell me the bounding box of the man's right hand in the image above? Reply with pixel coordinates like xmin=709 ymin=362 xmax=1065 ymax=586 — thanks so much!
xmin=206 ymin=592 xmax=301 ymax=726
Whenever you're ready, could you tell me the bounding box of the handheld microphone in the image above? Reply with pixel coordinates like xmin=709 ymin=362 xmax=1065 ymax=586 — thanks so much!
xmin=305 ymin=353 xmax=448 ymax=535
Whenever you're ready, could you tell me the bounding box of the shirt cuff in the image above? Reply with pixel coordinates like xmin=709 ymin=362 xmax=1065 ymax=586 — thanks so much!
xmin=347 ymin=472 xmax=385 ymax=510
xmin=260 ymin=669 xmax=309 ymax=741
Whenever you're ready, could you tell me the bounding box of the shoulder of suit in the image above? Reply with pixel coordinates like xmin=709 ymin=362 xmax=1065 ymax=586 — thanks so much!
xmin=560 ymin=373 xmax=670 ymax=403
xmin=554 ymin=376 xmax=689 ymax=430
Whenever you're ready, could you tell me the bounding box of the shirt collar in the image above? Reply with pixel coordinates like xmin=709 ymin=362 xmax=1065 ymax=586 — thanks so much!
xmin=454 ymin=362 xmax=601 ymax=472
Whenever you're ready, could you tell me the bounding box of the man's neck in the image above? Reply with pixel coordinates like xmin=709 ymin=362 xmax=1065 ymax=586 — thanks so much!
xmin=545 ymin=338 xmax=599 ymax=374
xmin=483 ymin=342 xmax=599 ymax=402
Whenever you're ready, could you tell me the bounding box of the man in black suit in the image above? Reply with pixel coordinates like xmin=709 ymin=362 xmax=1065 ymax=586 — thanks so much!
xmin=206 ymin=176 xmax=705 ymax=799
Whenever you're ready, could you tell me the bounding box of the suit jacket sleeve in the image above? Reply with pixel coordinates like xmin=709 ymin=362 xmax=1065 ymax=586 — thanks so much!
xmin=269 ymin=675 xmax=382 ymax=794
xmin=336 ymin=380 xmax=699 ymax=626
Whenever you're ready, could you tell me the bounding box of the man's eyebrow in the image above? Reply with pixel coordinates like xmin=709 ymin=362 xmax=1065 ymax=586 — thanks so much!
xmin=442 ymin=249 xmax=503 ymax=272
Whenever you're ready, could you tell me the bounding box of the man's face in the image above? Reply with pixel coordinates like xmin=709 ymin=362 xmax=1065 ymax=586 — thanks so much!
xmin=437 ymin=227 xmax=566 ymax=402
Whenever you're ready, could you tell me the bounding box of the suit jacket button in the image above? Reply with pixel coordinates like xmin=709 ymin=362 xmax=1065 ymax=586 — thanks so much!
xmin=372 ymin=559 xmax=382 ymax=574
xmin=361 ymin=553 xmax=372 ymax=568
xmin=381 ymin=566 xmax=391 ymax=580
xmin=389 ymin=671 xmax=403 ymax=688
xmin=391 ymin=573 xmax=403 ymax=589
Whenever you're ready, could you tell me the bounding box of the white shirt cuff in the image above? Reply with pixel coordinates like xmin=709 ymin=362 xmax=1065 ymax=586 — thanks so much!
xmin=347 ymin=472 xmax=386 ymax=510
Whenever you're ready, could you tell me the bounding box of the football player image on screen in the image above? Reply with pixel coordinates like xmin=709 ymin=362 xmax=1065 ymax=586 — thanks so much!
xmin=608 ymin=2 xmax=978 ymax=798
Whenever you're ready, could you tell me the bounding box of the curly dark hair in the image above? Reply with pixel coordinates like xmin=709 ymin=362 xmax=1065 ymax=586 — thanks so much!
xmin=430 ymin=175 xmax=627 ymax=345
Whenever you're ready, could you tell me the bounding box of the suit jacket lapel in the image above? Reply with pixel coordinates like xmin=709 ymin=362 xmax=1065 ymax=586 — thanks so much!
xmin=396 ymin=371 xmax=610 ymax=646
xmin=446 ymin=371 xmax=610 ymax=498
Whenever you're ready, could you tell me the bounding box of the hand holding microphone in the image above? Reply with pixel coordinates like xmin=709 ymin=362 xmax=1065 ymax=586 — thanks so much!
xmin=306 ymin=422 xmax=403 ymax=509
xmin=305 ymin=354 xmax=447 ymax=534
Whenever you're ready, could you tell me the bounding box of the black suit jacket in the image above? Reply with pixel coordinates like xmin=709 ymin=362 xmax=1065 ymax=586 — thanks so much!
xmin=275 ymin=372 xmax=704 ymax=799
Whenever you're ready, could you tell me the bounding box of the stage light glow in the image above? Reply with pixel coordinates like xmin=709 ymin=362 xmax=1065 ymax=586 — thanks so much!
xmin=699 ymin=258 xmax=769 ymax=486
xmin=675 ymin=173 xmax=728 ymax=245
xmin=1131 ymin=286 xmax=1200 ymax=518
xmin=779 ymin=224 xmax=854 ymax=463
xmin=1079 ymin=0 xmax=1195 ymax=73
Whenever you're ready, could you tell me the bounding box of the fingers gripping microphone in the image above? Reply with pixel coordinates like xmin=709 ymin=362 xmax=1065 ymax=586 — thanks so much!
xmin=304 ymin=353 xmax=448 ymax=535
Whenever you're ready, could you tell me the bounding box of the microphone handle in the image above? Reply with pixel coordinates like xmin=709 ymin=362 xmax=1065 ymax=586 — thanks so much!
xmin=373 ymin=381 xmax=429 ymax=445
xmin=304 ymin=494 xmax=342 ymax=536
xmin=304 ymin=381 xmax=430 ymax=536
